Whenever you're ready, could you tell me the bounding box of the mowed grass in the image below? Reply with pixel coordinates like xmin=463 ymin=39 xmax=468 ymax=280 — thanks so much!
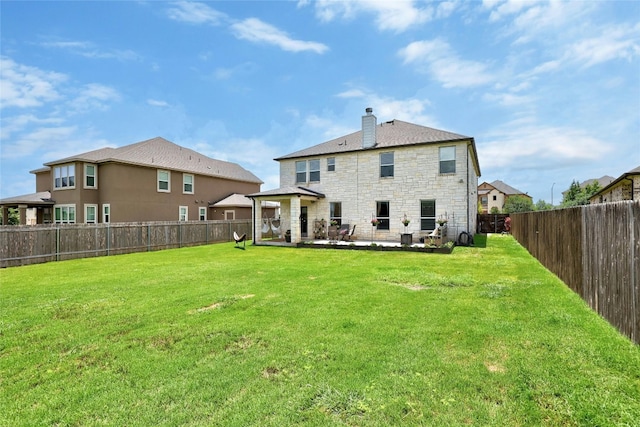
xmin=1 ymin=235 xmax=638 ymax=426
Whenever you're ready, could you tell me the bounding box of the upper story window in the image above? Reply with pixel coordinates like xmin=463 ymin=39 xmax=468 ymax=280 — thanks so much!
xmin=380 ymin=152 xmax=394 ymax=178
xmin=439 ymin=146 xmax=456 ymax=174
xmin=158 ymin=170 xmax=170 ymax=192
xmin=309 ymin=159 xmax=320 ymax=182
xmin=327 ymin=157 xmax=335 ymax=172
xmin=296 ymin=161 xmax=307 ymax=184
xmin=54 ymin=164 xmax=75 ymax=189
xmin=183 ymin=174 xmax=194 ymax=194
xmin=84 ymin=164 xmax=97 ymax=189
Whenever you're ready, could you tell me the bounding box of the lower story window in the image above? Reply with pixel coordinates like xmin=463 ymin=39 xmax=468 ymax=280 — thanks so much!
xmin=85 ymin=204 xmax=97 ymax=224
xmin=376 ymin=201 xmax=390 ymax=230
xmin=102 ymin=204 xmax=110 ymax=223
xmin=199 ymin=207 xmax=206 ymax=221
xmin=179 ymin=206 xmax=188 ymax=221
xmin=330 ymin=202 xmax=342 ymax=226
xmin=54 ymin=205 xmax=76 ymax=224
xmin=420 ymin=200 xmax=436 ymax=231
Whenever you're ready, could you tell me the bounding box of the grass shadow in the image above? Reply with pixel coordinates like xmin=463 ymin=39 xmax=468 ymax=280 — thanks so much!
xmin=473 ymin=234 xmax=488 ymax=248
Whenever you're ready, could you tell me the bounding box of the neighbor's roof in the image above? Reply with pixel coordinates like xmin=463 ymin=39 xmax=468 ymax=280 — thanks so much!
xmin=0 ymin=191 xmax=54 ymax=206
xmin=275 ymin=119 xmax=478 ymax=174
xmin=33 ymin=137 xmax=262 ymax=184
xmin=489 ymin=180 xmax=529 ymax=196
xmin=590 ymin=165 xmax=640 ymax=199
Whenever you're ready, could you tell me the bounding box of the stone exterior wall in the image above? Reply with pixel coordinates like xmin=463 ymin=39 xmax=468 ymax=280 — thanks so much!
xmin=592 ymin=175 xmax=640 ymax=203
xmin=280 ymin=140 xmax=478 ymax=241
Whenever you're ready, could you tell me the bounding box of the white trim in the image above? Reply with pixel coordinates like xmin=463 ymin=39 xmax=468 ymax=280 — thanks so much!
xmin=54 ymin=204 xmax=76 ymax=224
xmin=53 ymin=164 xmax=76 ymax=190
xmin=199 ymin=206 xmax=207 ymax=221
xmin=179 ymin=205 xmax=188 ymax=221
xmin=102 ymin=204 xmax=111 ymax=223
xmin=84 ymin=204 xmax=98 ymax=224
xmin=84 ymin=163 xmax=98 ymax=189
xmin=157 ymin=169 xmax=170 ymax=192
xmin=224 ymin=210 xmax=235 ymax=220
xmin=183 ymin=173 xmax=194 ymax=194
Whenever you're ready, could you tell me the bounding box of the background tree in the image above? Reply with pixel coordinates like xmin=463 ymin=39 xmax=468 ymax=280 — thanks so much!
xmin=535 ymin=199 xmax=554 ymax=211
xmin=503 ymin=195 xmax=535 ymax=213
xmin=489 ymin=206 xmax=500 ymax=214
xmin=561 ymin=180 xmax=601 ymax=207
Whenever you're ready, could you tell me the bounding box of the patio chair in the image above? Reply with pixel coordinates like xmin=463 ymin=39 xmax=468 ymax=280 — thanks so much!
xmin=338 ymin=224 xmax=350 ymax=240
xmin=342 ymin=224 xmax=356 ymax=241
xmin=427 ymin=226 xmax=441 ymax=245
xmin=233 ymin=231 xmax=247 ymax=249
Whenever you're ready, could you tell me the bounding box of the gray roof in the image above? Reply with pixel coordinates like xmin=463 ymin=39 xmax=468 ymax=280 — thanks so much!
xmin=580 ymin=175 xmax=615 ymax=189
xmin=248 ymin=186 xmax=325 ymax=199
xmin=275 ymin=119 xmax=474 ymax=161
xmin=35 ymin=137 xmax=262 ymax=184
xmin=0 ymin=191 xmax=54 ymax=206
xmin=489 ymin=180 xmax=528 ymax=196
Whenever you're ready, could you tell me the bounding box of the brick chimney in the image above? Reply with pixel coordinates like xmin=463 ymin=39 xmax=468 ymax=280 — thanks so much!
xmin=362 ymin=107 xmax=376 ymax=148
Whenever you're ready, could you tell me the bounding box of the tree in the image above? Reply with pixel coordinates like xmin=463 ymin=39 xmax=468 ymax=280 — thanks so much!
xmin=561 ymin=180 xmax=601 ymax=207
xmin=503 ymin=195 xmax=534 ymax=213
xmin=489 ymin=206 xmax=500 ymax=214
xmin=535 ymin=199 xmax=554 ymax=211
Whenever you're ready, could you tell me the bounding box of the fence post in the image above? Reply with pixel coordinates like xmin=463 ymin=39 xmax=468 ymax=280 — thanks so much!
xmin=630 ymin=202 xmax=637 ymax=344
xmin=56 ymin=226 xmax=60 ymax=262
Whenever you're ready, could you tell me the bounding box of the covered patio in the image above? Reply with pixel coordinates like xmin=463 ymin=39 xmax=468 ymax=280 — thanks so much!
xmin=0 ymin=191 xmax=54 ymax=225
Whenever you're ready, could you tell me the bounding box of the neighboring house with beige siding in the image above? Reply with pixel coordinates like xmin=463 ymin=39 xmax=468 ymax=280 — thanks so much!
xmin=248 ymin=108 xmax=481 ymax=244
xmin=589 ymin=166 xmax=640 ymax=204
xmin=477 ymin=180 xmax=531 ymax=213
xmin=0 ymin=137 xmax=262 ymax=224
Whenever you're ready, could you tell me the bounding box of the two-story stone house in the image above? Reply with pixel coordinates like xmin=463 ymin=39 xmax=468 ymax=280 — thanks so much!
xmin=248 ymin=108 xmax=481 ymax=244
xmin=0 ymin=137 xmax=263 ymax=224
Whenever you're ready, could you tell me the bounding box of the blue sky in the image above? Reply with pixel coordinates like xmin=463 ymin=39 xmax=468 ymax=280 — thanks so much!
xmin=1 ymin=0 xmax=639 ymax=204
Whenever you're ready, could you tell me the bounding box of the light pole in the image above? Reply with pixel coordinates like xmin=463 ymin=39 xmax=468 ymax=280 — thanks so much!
xmin=551 ymin=182 xmax=555 ymax=206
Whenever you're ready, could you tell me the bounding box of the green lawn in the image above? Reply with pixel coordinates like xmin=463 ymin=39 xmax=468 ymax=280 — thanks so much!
xmin=1 ymin=235 xmax=638 ymax=426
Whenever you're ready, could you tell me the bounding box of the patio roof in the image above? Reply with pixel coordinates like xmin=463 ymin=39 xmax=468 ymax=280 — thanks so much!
xmin=247 ymin=186 xmax=325 ymax=200
xmin=0 ymin=191 xmax=54 ymax=207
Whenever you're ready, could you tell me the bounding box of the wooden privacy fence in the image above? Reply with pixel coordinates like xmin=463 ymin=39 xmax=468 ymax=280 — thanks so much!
xmin=510 ymin=201 xmax=639 ymax=345
xmin=0 ymin=220 xmax=252 ymax=268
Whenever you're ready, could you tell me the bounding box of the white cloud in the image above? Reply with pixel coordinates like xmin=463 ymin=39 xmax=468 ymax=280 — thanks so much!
xmin=569 ymin=24 xmax=640 ymax=68
xmin=398 ymin=39 xmax=495 ymax=88
xmin=310 ymin=0 xmax=440 ymax=32
xmin=40 ymin=40 xmax=140 ymax=61
xmin=0 ymin=57 xmax=66 ymax=108
xmin=67 ymin=83 xmax=120 ymax=114
xmin=147 ymin=99 xmax=169 ymax=107
xmin=479 ymin=122 xmax=613 ymax=171
xmin=230 ymin=18 xmax=329 ymax=54
xmin=166 ymin=1 xmax=228 ymax=25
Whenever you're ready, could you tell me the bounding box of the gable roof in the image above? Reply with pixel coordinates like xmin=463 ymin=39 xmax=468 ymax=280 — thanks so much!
xmin=590 ymin=165 xmax=640 ymax=199
xmin=275 ymin=119 xmax=479 ymax=174
xmin=35 ymin=137 xmax=262 ymax=184
xmin=488 ymin=180 xmax=528 ymax=196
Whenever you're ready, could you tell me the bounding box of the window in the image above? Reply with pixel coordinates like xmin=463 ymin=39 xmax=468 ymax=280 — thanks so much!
xmin=330 ymin=202 xmax=342 ymax=226
xmin=84 ymin=164 xmax=97 ymax=188
xmin=54 ymin=205 xmax=76 ymax=224
xmin=179 ymin=206 xmax=188 ymax=221
xmin=295 ymin=161 xmax=307 ymax=184
xmin=439 ymin=146 xmax=456 ymax=174
xmin=224 ymin=210 xmax=235 ymax=220
xmin=327 ymin=157 xmax=335 ymax=172
xmin=199 ymin=207 xmax=206 ymax=221
xmin=309 ymin=159 xmax=320 ymax=182
xmin=158 ymin=170 xmax=170 ymax=192
xmin=85 ymin=204 xmax=97 ymax=224
xmin=376 ymin=201 xmax=390 ymax=230
xmin=492 ymin=195 xmax=497 ymax=201
xmin=102 ymin=204 xmax=110 ymax=223
xmin=380 ymin=152 xmax=394 ymax=178
xmin=183 ymin=174 xmax=194 ymax=194
xmin=420 ymin=200 xmax=436 ymax=231
xmin=54 ymin=164 xmax=75 ymax=189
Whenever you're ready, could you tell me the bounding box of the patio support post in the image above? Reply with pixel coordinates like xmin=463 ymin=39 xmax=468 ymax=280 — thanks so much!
xmin=290 ymin=197 xmax=301 ymax=243
xmin=254 ymin=199 xmax=263 ymax=243
xmin=18 ymin=204 xmax=28 ymax=225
